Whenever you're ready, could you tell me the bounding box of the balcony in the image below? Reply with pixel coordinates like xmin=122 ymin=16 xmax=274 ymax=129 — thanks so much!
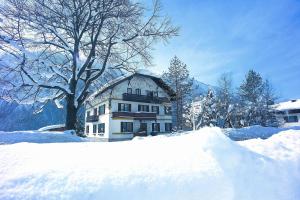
xmin=86 ymin=115 xmax=99 ymax=122
xmin=112 ymin=112 xmax=157 ymax=120
xmin=122 ymin=93 xmax=170 ymax=104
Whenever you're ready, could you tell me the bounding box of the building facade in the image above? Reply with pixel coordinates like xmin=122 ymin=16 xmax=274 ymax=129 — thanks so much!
xmin=274 ymin=99 xmax=300 ymax=127
xmin=84 ymin=73 xmax=176 ymax=141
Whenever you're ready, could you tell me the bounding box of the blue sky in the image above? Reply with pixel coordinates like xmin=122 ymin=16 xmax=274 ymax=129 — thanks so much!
xmin=150 ymin=0 xmax=300 ymax=100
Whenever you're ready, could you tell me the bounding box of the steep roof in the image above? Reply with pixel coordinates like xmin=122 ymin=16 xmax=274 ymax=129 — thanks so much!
xmin=89 ymin=72 xmax=176 ymax=100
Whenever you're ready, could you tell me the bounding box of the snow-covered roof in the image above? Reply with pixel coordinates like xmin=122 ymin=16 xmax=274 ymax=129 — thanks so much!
xmin=38 ymin=124 xmax=65 ymax=131
xmin=87 ymin=70 xmax=175 ymax=101
xmin=274 ymin=99 xmax=300 ymax=111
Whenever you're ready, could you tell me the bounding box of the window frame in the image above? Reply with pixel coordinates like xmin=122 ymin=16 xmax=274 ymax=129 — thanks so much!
xmin=138 ymin=104 xmax=150 ymax=112
xmin=136 ymin=88 xmax=141 ymax=95
xmin=98 ymin=123 xmax=105 ymax=133
xmin=152 ymin=106 xmax=160 ymax=114
xmin=86 ymin=125 xmax=89 ymax=134
xmin=165 ymin=123 xmax=172 ymax=132
xmin=152 ymin=123 xmax=160 ymax=132
xmin=164 ymin=106 xmax=172 ymax=115
xmin=127 ymin=88 xmax=132 ymax=94
xmin=121 ymin=122 xmax=133 ymax=132
xmin=118 ymin=103 xmax=131 ymax=112
xmin=93 ymin=124 xmax=97 ymax=134
xmin=99 ymin=104 xmax=105 ymax=115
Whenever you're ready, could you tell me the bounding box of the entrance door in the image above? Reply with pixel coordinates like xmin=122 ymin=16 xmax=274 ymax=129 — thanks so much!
xmin=139 ymin=123 xmax=147 ymax=136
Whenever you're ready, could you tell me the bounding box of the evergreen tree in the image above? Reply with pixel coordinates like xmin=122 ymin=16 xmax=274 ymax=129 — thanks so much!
xmin=261 ymin=79 xmax=278 ymax=126
xmin=162 ymin=56 xmax=193 ymax=130
xmin=215 ymin=73 xmax=235 ymax=128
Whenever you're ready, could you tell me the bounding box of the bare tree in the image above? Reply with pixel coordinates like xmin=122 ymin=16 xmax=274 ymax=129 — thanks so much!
xmin=0 ymin=0 xmax=178 ymax=130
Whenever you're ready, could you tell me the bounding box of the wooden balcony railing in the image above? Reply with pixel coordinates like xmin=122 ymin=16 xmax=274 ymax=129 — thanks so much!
xmin=122 ymin=93 xmax=170 ymax=104
xmin=86 ymin=115 xmax=99 ymax=122
xmin=112 ymin=112 xmax=157 ymax=120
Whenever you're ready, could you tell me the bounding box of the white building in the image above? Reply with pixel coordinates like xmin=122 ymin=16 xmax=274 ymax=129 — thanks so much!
xmin=274 ymin=99 xmax=300 ymax=127
xmin=84 ymin=72 xmax=176 ymax=141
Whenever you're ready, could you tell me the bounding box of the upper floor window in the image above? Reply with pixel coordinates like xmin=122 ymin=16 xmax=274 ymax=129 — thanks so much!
xmin=99 ymin=104 xmax=105 ymax=115
xmin=121 ymin=122 xmax=133 ymax=132
xmin=136 ymin=88 xmax=141 ymax=95
xmin=164 ymin=106 xmax=172 ymax=115
xmin=154 ymin=91 xmax=158 ymax=97
xmin=127 ymin=88 xmax=132 ymax=94
xmin=98 ymin=123 xmax=105 ymax=133
xmin=146 ymin=90 xmax=153 ymax=97
xmin=93 ymin=108 xmax=98 ymax=116
xmin=87 ymin=111 xmax=90 ymax=117
xmin=138 ymin=104 xmax=149 ymax=112
xmin=152 ymin=106 xmax=159 ymax=114
xmin=118 ymin=103 xmax=131 ymax=112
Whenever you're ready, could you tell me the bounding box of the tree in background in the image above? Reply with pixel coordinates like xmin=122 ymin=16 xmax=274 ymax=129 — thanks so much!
xmin=238 ymin=70 xmax=278 ymax=127
xmin=0 ymin=0 xmax=178 ymax=130
xmin=215 ymin=73 xmax=235 ymax=128
xmin=162 ymin=56 xmax=193 ymax=130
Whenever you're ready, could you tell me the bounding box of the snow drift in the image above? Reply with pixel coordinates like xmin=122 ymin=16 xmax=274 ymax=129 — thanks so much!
xmin=0 ymin=127 xmax=299 ymax=200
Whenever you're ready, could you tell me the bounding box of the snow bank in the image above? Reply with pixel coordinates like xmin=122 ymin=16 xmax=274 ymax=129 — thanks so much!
xmin=0 ymin=130 xmax=85 ymax=144
xmin=223 ymin=125 xmax=300 ymax=140
xmin=0 ymin=127 xmax=299 ymax=200
xmin=38 ymin=124 xmax=65 ymax=131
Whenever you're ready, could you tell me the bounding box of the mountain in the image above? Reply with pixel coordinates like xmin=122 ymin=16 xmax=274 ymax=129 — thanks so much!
xmin=0 ymin=99 xmax=66 ymax=131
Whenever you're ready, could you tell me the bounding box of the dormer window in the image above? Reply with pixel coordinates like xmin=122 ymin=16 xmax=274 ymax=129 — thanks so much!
xmin=127 ymin=88 xmax=132 ymax=94
xmin=136 ymin=88 xmax=141 ymax=95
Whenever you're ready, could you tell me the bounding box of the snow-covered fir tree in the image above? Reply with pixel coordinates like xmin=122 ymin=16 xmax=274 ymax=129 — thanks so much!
xmin=162 ymin=56 xmax=193 ymax=130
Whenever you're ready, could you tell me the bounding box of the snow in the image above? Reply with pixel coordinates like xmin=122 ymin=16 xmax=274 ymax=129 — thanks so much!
xmin=0 ymin=127 xmax=300 ymax=200
xmin=0 ymin=130 xmax=85 ymax=144
xmin=223 ymin=125 xmax=300 ymax=140
xmin=38 ymin=124 xmax=65 ymax=131
xmin=275 ymin=99 xmax=300 ymax=111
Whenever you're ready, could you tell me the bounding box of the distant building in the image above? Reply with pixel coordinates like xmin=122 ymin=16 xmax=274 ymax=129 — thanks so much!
xmin=84 ymin=72 xmax=176 ymax=141
xmin=274 ymin=99 xmax=300 ymax=127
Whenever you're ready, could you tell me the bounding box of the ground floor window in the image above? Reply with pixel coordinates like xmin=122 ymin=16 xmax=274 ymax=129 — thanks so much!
xmin=93 ymin=124 xmax=97 ymax=134
xmin=152 ymin=123 xmax=160 ymax=132
xmin=165 ymin=123 xmax=172 ymax=132
xmin=284 ymin=116 xmax=298 ymax=123
xmin=98 ymin=123 xmax=105 ymax=133
xmin=86 ymin=125 xmax=89 ymax=134
xmin=121 ymin=122 xmax=133 ymax=132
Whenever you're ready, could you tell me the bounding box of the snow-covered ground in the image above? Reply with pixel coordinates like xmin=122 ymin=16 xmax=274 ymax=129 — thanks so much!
xmin=0 ymin=127 xmax=299 ymax=200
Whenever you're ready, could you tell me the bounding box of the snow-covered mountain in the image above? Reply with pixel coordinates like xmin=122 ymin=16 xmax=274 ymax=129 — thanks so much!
xmin=0 ymin=99 xmax=66 ymax=131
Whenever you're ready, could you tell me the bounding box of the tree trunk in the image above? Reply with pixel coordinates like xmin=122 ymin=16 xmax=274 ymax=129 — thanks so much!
xmin=65 ymin=94 xmax=78 ymax=130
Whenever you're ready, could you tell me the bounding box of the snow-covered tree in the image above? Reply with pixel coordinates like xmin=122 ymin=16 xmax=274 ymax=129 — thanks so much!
xmin=215 ymin=73 xmax=235 ymax=128
xmin=237 ymin=70 xmax=278 ymax=127
xmin=162 ymin=56 xmax=193 ymax=130
xmin=0 ymin=0 xmax=178 ymax=130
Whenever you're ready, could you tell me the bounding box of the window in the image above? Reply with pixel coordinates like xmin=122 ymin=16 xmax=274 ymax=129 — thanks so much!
xmin=152 ymin=106 xmax=159 ymax=114
xmin=86 ymin=125 xmax=89 ymax=134
xmin=164 ymin=106 xmax=172 ymax=115
xmin=121 ymin=122 xmax=133 ymax=132
xmin=153 ymin=91 xmax=158 ymax=97
xmin=98 ymin=123 xmax=105 ymax=133
xmin=146 ymin=90 xmax=153 ymax=97
xmin=93 ymin=124 xmax=97 ymax=134
xmin=136 ymin=88 xmax=141 ymax=95
xmin=87 ymin=111 xmax=90 ymax=117
xmin=127 ymin=88 xmax=132 ymax=94
xmin=93 ymin=108 xmax=98 ymax=116
xmin=99 ymin=104 xmax=105 ymax=115
xmin=165 ymin=123 xmax=172 ymax=132
xmin=118 ymin=103 xmax=131 ymax=112
xmin=138 ymin=104 xmax=149 ymax=112
xmin=152 ymin=123 xmax=160 ymax=132
xmin=284 ymin=116 xmax=298 ymax=123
